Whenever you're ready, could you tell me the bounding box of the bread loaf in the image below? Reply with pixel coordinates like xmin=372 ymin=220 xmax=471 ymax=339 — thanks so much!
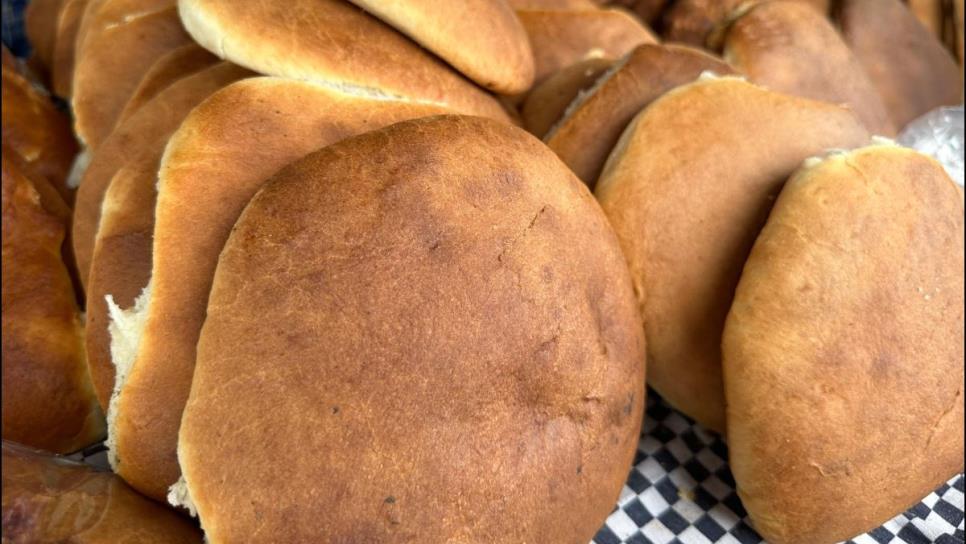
xmin=521 ymin=57 xmax=613 ymax=138
xmin=104 ymin=78 xmax=450 ymax=501
xmin=723 ymin=143 xmax=965 ymax=544
xmin=595 ymin=76 xmax=870 ymax=431
xmin=116 ymin=43 xmax=217 ymax=123
xmin=175 ymin=115 xmax=645 ymax=543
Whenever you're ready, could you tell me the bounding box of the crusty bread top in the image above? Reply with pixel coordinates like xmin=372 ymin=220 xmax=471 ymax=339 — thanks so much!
xmin=105 ymin=78 xmax=450 ymax=502
xmin=2 ymin=149 xmax=104 ymax=455
xmin=71 ymin=62 xmax=251 ymax=298
xmin=722 ymin=0 xmax=895 ymax=136
xmin=516 ymin=8 xmax=658 ymax=85
xmin=1 ymin=64 xmax=79 ymax=203
xmin=595 ymin=76 xmax=869 ymax=432
xmin=661 ymin=0 xmax=829 ymax=47
xmin=77 ymin=62 xmax=252 ymax=410
xmin=508 ymin=0 xmax=597 ymax=8
xmin=521 ymin=56 xmax=613 ymax=138
xmin=178 ymin=0 xmax=510 ymax=122
xmin=546 ymin=43 xmax=733 ymax=186
xmin=71 ymin=0 xmax=192 ymax=148
xmin=836 ymin=0 xmax=962 ymax=130
xmin=178 ymin=115 xmax=645 ymax=543
xmin=1 ymin=441 xmax=201 ymax=543
xmin=723 ymin=144 xmax=964 ymax=544
xmin=117 ymin=43 xmax=218 ymax=123
xmin=347 ymin=0 xmax=534 ymax=94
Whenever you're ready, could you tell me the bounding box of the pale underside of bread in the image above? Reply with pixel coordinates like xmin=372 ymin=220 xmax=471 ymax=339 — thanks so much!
xmin=177 ymin=0 xmax=510 ymax=122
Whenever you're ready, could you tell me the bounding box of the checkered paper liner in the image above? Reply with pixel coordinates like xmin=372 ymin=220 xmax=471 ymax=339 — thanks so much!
xmin=69 ymin=392 xmax=964 ymax=544
xmin=592 ymin=393 xmax=965 ymax=544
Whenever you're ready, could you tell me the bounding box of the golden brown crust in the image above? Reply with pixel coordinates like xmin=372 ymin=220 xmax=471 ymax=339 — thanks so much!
xmin=1 ymin=151 xmax=104 ymax=454
xmin=108 ymin=78 xmax=451 ymax=501
xmin=661 ymin=0 xmax=829 ymax=47
xmin=1 ymin=65 xmax=79 ymax=204
xmin=1 ymin=441 xmax=201 ymax=543
xmin=178 ymin=0 xmax=510 ymax=122
xmin=72 ymin=62 xmax=250 ymax=299
xmin=723 ymin=145 xmax=965 ymax=544
xmin=346 ymin=0 xmax=534 ymax=94
xmin=50 ymin=0 xmax=89 ymax=98
xmin=179 ymin=115 xmax=645 ymax=543
xmin=117 ymin=43 xmax=218 ymax=123
xmin=722 ymin=0 xmax=895 ymax=136
xmin=507 ymin=0 xmax=598 ymax=8
xmin=521 ymin=57 xmax=613 ymax=138
xmin=595 ymin=77 xmax=869 ymax=432
xmin=24 ymin=0 xmax=66 ymax=74
xmin=71 ymin=0 xmax=192 ymax=149
xmin=517 ymin=8 xmax=658 ymax=85
xmin=836 ymin=0 xmax=962 ymax=129
xmin=546 ymin=43 xmax=733 ymax=186
xmin=79 ymin=63 xmax=252 ymax=414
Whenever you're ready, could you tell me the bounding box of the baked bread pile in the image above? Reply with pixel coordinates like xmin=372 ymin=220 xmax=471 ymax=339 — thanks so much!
xmin=2 ymin=1 xmax=963 ymax=543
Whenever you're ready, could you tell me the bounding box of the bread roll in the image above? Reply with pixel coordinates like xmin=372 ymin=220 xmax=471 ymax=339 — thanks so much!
xmin=24 ymin=0 xmax=66 ymax=74
xmin=546 ymin=43 xmax=733 ymax=186
xmin=1 ymin=64 xmax=79 ymax=203
xmin=100 ymin=79 xmax=451 ymax=501
xmin=516 ymin=8 xmax=658 ymax=85
xmin=662 ymin=0 xmax=829 ymax=47
xmin=508 ymin=0 xmax=598 ymax=8
xmin=50 ymin=0 xmax=89 ymax=97
xmin=117 ymin=43 xmax=218 ymax=123
xmin=596 ymin=76 xmax=870 ymax=431
xmin=2 ymin=149 xmax=104 ymax=454
xmin=836 ymin=0 xmax=962 ymax=130
xmin=345 ymin=0 xmax=534 ymax=94
xmin=723 ymin=144 xmax=964 ymax=544
xmin=72 ymin=62 xmax=251 ymax=297
xmin=1 ymin=440 xmax=201 ymax=543
xmin=906 ymin=0 xmax=944 ymax=38
xmin=71 ymin=0 xmax=192 ymax=149
xmin=175 ymin=115 xmax=645 ymax=543
xmin=177 ymin=0 xmax=510 ymax=122
xmin=79 ymin=62 xmax=252 ymax=409
xmin=521 ymin=57 xmax=613 ymax=138
xmin=722 ymin=0 xmax=895 ymax=136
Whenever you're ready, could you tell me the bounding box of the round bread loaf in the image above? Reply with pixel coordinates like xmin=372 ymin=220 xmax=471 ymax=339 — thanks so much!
xmin=721 ymin=0 xmax=895 ymax=136
xmin=835 ymin=0 xmax=962 ymax=130
xmin=102 ymin=78 xmax=450 ymax=501
xmin=175 ymin=115 xmax=645 ymax=543
xmin=595 ymin=76 xmax=870 ymax=432
xmin=72 ymin=61 xmax=251 ymax=296
xmin=80 ymin=62 xmax=252 ymax=407
xmin=521 ymin=56 xmax=613 ymax=138
xmin=516 ymin=8 xmax=658 ymax=85
xmin=345 ymin=0 xmax=534 ymax=94
xmin=71 ymin=0 xmax=192 ymax=149
xmin=177 ymin=0 xmax=510 ymax=122
xmin=2 ymin=149 xmax=104 ymax=454
xmin=1 ymin=441 xmax=201 ymax=543
xmin=508 ymin=0 xmax=597 ymax=8
xmin=116 ymin=43 xmax=218 ymax=123
xmin=546 ymin=43 xmax=733 ymax=187
xmin=661 ymin=0 xmax=829 ymax=47
xmin=1 ymin=63 xmax=79 ymax=203
xmin=723 ymin=144 xmax=965 ymax=544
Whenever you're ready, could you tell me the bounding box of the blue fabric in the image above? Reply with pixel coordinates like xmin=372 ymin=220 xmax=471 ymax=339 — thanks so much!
xmin=1 ymin=0 xmax=30 ymax=57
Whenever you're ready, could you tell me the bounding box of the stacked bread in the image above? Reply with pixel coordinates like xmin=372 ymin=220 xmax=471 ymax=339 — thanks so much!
xmin=2 ymin=1 xmax=963 ymax=543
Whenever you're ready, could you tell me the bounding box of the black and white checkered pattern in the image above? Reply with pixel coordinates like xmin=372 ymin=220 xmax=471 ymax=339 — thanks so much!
xmin=594 ymin=392 xmax=965 ymax=544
